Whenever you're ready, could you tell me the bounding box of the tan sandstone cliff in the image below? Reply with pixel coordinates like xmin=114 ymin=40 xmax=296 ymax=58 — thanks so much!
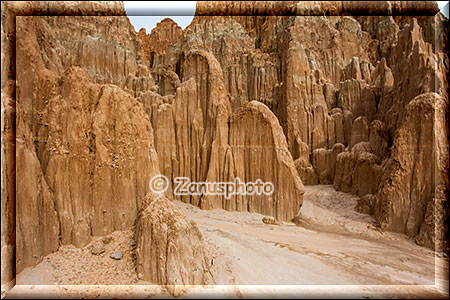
xmin=2 ymin=2 xmax=214 ymax=287
xmin=137 ymin=1 xmax=448 ymax=251
xmin=1 ymin=1 xmax=449 ymax=292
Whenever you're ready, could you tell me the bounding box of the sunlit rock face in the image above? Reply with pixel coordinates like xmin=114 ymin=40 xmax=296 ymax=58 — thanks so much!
xmin=135 ymin=193 xmax=214 ymax=287
xmin=138 ymin=1 xmax=447 ymax=251
xmin=1 ymin=1 xmax=448 ymax=287
xmin=4 ymin=2 xmax=162 ymax=276
xmin=6 ymin=0 xmax=303 ymax=281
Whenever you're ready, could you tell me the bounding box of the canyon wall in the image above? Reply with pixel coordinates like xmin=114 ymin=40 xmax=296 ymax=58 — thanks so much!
xmin=14 ymin=13 xmax=163 ymax=272
xmin=137 ymin=1 xmax=448 ymax=251
xmin=1 ymin=0 xmax=449 ymax=290
xmin=2 ymin=0 xmax=304 ymax=284
xmin=2 ymin=0 xmax=128 ymax=285
xmin=2 ymin=1 xmax=209 ymax=285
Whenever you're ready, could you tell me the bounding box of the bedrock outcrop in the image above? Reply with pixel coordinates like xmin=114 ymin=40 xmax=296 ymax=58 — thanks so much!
xmin=2 ymin=1 xmax=449 ymax=288
xmin=226 ymin=101 xmax=304 ymax=221
xmin=2 ymin=0 xmax=129 ymax=284
xmin=143 ymin=49 xmax=304 ymax=221
xmin=375 ymin=93 xmax=449 ymax=250
xmin=15 ymin=104 xmax=59 ymax=273
xmin=5 ymin=0 xmax=305 ymax=282
xmin=135 ymin=1 xmax=448 ymax=249
xmin=135 ymin=193 xmax=214 ymax=287
xmin=14 ymin=64 xmax=161 ymax=272
xmin=7 ymin=4 xmax=182 ymax=278
xmin=137 ymin=18 xmax=183 ymax=69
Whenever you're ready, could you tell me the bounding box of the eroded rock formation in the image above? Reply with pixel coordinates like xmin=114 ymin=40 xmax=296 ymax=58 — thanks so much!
xmin=4 ymin=0 xmax=305 ymax=285
xmin=144 ymin=49 xmax=304 ymax=220
xmin=135 ymin=193 xmax=213 ymax=287
xmin=136 ymin=1 xmax=448 ymax=250
xmin=1 ymin=1 xmax=449 ymax=290
xmin=226 ymin=101 xmax=304 ymax=221
xmin=5 ymin=3 xmax=207 ymax=283
xmin=137 ymin=18 xmax=183 ymax=69
xmin=14 ymin=59 xmax=162 ymax=271
xmin=16 ymin=104 xmax=59 ymax=273
xmin=2 ymin=0 xmax=128 ymax=285
xmin=375 ymin=93 xmax=449 ymax=249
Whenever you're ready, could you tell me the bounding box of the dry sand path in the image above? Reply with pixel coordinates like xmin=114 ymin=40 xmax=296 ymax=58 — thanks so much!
xmin=178 ymin=185 xmax=441 ymax=286
xmin=6 ymin=186 xmax=448 ymax=298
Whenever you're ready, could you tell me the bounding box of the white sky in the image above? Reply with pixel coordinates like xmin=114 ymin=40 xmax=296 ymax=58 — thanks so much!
xmin=124 ymin=1 xmax=196 ymax=33
xmin=437 ymin=1 xmax=449 ymax=18
xmin=124 ymin=1 xmax=449 ymax=34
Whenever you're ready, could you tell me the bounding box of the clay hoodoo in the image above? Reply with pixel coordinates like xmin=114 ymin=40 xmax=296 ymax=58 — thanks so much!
xmin=136 ymin=1 xmax=447 ymax=250
xmin=135 ymin=193 xmax=214 ymax=287
xmin=1 ymin=1 xmax=448 ymax=290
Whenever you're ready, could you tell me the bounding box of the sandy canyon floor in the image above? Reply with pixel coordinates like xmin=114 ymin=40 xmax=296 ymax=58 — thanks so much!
xmin=6 ymin=186 xmax=449 ymax=298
